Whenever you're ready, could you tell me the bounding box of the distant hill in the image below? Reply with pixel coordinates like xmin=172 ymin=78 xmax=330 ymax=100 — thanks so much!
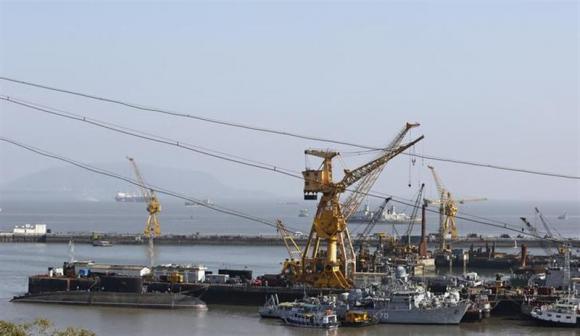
xmin=0 ymin=162 xmax=270 ymax=202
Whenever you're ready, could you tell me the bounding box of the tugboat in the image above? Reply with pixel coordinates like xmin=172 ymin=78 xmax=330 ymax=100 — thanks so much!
xmin=530 ymin=297 xmax=580 ymax=326
xmin=341 ymin=310 xmax=378 ymax=327
xmin=280 ymin=303 xmax=339 ymax=329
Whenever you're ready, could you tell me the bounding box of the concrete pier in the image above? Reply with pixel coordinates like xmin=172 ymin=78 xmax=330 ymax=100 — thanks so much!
xmin=0 ymin=232 xmax=578 ymax=248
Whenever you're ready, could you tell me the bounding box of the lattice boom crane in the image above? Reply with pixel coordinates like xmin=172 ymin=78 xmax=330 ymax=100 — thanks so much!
xmin=296 ymin=125 xmax=424 ymax=289
xmin=127 ymin=156 xmax=161 ymax=238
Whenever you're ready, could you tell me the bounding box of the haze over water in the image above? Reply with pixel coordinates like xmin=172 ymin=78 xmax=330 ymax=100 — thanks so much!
xmin=0 ymin=1 xmax=578 ymax=334
xmin=0 ymin=199 xmax=578 ymax=238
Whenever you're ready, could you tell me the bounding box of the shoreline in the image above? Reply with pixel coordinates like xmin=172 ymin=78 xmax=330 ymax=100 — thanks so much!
xmin=0 ymin=232 xmax=578 ymax=248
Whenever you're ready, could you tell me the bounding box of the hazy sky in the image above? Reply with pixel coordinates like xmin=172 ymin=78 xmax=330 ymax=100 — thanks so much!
xmin=0 ymin=1 xmax=578 ymax=202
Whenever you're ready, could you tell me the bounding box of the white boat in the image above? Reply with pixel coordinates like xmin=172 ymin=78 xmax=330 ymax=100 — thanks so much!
xmin=185 ymin=199 xmax=214 ymax=207
xmin=92 ymin=240 xmax=113 ymax=247
xmin=298 ymin=209 xmax=309 ymax=217
xmin=458 ymin=272 xmax=483 ymax=287
xmin=281 ymin=303 xmax=339 ymax=329
xmin=349 ymin=204 xmax=420 ymax=224
xmin=530 ymin=297 xmax=580 ymax=326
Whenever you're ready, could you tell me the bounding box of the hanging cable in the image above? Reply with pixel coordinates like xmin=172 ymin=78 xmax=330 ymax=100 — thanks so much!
xmin=1 ymin=96 xmax=567 ymax=240
xmin=0 ymin=95 xmax=304 ymax=180
xmin=0 ymin=137 xmax=302 ymax=233
xmin=1 ymin=76 xmax=578 ymax=180
xmin=1 ymin=135 xmax=564 ymax=241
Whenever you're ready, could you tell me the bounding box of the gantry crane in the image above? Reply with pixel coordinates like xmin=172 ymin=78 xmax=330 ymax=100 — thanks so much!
xmin=355 ymin=198 xmax=391 ymax=273
xmin=534 ymin=207 xmax=568 ymax=255
xmin=404 ymin=183 xmax=425 ymax=246
xmin=127 ymin=157 xmax=161 ymax=238
xmin=341 ymin=123 xmax=421 ymax=220
xmin=296 ymin=126 xmax=423 ymax=289
xmin=520 ymin=217 xmax=554 ymax=256
xmin=427 ymin=165 xmax=485 ymax=250
xmin=339 ymin=123 xmax=420 ymax=277
xmin=534 ymin=207 xmax=562 ymax=240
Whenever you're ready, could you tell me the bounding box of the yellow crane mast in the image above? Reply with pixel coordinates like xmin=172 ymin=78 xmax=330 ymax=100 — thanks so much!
xmin=277 ymin=220 xmax=303 ymax=282
xmin=127 ymin=156 xmax=161 ymax=238
xmin=298 ymin=127 xmax=424 ymax=289
xmin=427 ymin=165 xmax=486 ymax=250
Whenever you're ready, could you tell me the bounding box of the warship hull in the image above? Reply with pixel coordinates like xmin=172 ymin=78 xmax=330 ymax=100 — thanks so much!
xmin=375 ymin=302 xmax=470 ymax=325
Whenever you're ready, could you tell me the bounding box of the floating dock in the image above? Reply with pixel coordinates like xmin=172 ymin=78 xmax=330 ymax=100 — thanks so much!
xmin=11 ymin=291 xmax=207 ymax=309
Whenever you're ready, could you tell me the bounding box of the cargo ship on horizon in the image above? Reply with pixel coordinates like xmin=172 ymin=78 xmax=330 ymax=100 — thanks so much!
xmin=348 ymin=204 xmax=421 ymax=224
xmin=114 ymin=192 xmax=149 ymax=202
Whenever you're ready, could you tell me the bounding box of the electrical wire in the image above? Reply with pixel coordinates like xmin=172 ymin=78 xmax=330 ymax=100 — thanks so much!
xmin=1 ymin=76 xmax=578 ymax=180
xmin=0 ymin=95 xmax=304 ymax=180
xmin=1 ymin=133 xmax=559 ymax=242
xmin=0 ymin=137 xmax=301 ymax=233
xmin=1 ymin=95 xmax=563 ymax=239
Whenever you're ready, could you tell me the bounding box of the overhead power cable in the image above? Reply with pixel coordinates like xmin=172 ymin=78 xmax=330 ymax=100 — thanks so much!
xmin=1 ymin=135 xmax=559 ymax=242
xmin=0 ymin=95 xmax=562 ymax=239
xmin=0 ymin=137 xmax=300 ymax=233
xmin=0 ymin=95 xmax=303 ymax=180
xmin=1 ymin=76 xmax=578 ymax=180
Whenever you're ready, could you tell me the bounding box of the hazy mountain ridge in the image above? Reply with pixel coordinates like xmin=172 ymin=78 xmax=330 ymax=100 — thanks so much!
xmin=0 ymin=162 xmax=272 ymax=201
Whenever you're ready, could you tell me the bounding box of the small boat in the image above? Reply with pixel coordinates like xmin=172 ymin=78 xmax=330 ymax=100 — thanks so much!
xmin=92 ymin=240 xmax=113 ymax=247
xmin=298 ymin=209 xmax=308 ymax=217
xmin=281 ymin=303 xmax=339 ymax=329
xmin=259 ymin=294 xmax=298 ymax=318
xmin=558 ymin=212 xmax=567 ymax=220
xmin=463 ymin=293 xmax=492 ymax=321
xmin=341 ymin=310 xmax=378 ymax=327
xmin=530 ymin=297 xmax=580 ymax=326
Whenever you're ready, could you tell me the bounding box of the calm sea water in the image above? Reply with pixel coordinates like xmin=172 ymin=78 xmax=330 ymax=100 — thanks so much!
xmin=0 ymin=199 xmax=578 ymax=237
xmin=0 ymin=200 xmax=579 ymax=335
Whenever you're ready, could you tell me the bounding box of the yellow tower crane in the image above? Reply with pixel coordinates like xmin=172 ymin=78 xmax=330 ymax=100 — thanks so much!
xmin=297 ymin=126 xmax=424 ymax=289
xmin=427 ymin=165 xmax=486 ymax=250
xmin=127 ymin=156 xmax=161 ymax=238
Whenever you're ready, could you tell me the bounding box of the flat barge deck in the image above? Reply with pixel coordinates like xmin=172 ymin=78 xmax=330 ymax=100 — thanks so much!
xmin=11 ymin=291 xmax=207 ymax=309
